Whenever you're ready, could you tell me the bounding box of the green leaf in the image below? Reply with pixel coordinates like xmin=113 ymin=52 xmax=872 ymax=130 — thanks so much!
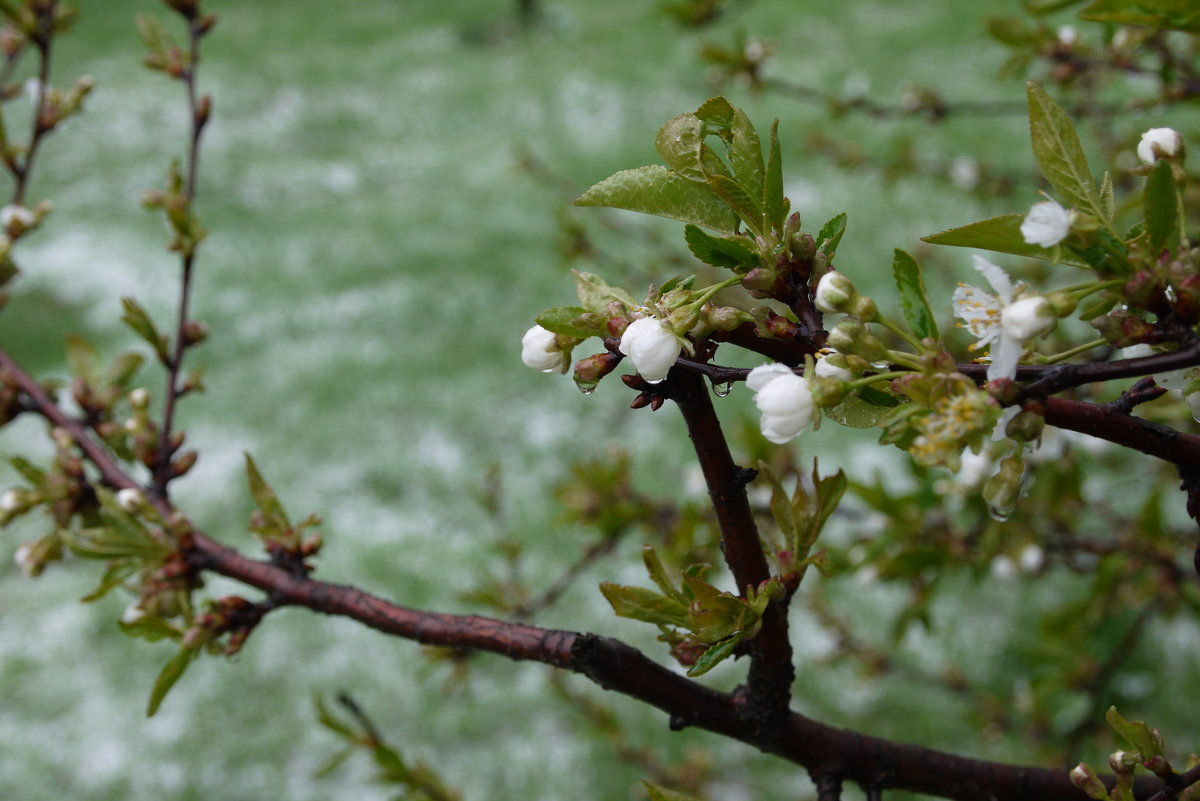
xmin=1100 ymin=170 xmax=1115 ymax=221
xmin=816 ymin=213 xmax=847 ymax=256
xmin=65 ymin=332 xmax=98 ymax=380
xmin=9 ymin=456 xmax=46 ymax=485
xmin=245 ymin=453 xmax=291 ymax=530
xmin=859 ymin=385 xmax=901 ymax=407
xmin=726 ymin=106 xmax=765 ymax=226
xmin=1143 ymin=158 xmax=1177 ymax=254
xmin=764 ymin=120 xmax=786 ymax=234
xmin=313 ymin=693 xmax=357 ymax=738
xmin=576 ymin=165 xmax=740 ymax=234
xmin=1106 ymin=706 xmax=1164 ymax=757
xmin=81 ymin=559 xmax=140 ymax=602
xmin=644 ymin=781 xmax=705 ymax=801
xmin=685 ymin=637 xmax=740 ymax=677
xmin=654 ymin=113 xmax=706 ymax=183
xmin=705 ymin=173 xmax=761 ymax=234
xmin=121 ymin=297 xmax=167 ymax=359
xmin=683 ymin=224 xmax=758 ymax=271
xmin=572 ymin=269 xmax=637 ymax=312
xmin=693 ymin=96 xmax=736 ymax=128
xmin=922 ymin=213 xmax=1088 ymax=266
xmin=891 ymin=249 xmax=939 ymax=340
xmin=118 ymin=613 xmax=183 ymax=642
xmin=146 ymin=646 xmax=197 ymax=716
xmin=598 ymin=582 xmax=691 ymax=628
xmin=1026 ymin=83 xmax=1102 ymax=219
xmin=535 ymin=305 xmax=598 ymax=339
xmin=823 ymin=397 xmax=891 ymax=428
xmin=814 ymin=469 xmax=848 ymax=540
xmin=641 ymin=545 xmax=685 ymax=604
xmin=1079 ymin=0 xmax=1200 ymax=33
xmin=1078 ymin=293 xmax=1119 ymax=320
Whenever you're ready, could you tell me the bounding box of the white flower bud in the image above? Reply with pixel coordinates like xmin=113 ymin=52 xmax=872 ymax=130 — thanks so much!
xmin=121 ymin=602 xmax=147 ymax=625
xmin=129 ymin=388 xmax=150 ymax=409
xmin=116 ymin=487 xmax=144 ymax=513
xmin=1137 ymin=127 xmax=1183 ymax=164
xmin=1019 ymin=544 xmax=1044 ymax=573
xmin=13 ymin=543 xmax=32 ymax=572
xmin=1057 ymin=25 xmax=1076 ymax=46
xmin=1000 ymin=296 xmax=1055 ymax=341
xmin=747 ymin=363 xmax=814 ymax=444
xmin=813 ymin=271 xmax=857 ymax=314
xmin=0 ymin=204 xmax=34 ymax=230
xmin=618 ymin=316 xmax=682 ymax=384
xmin=814 ymin=352 xmax=853 ymax=382
xmin=520 ymin=325 xmax=564 ymax=373
xmin=0 ymin=489 xmax=21 ymax=513
xmin=1020 ymin=200 xmax=1071 ymax=247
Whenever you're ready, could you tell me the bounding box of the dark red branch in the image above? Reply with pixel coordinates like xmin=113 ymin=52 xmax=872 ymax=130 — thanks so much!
xmin=668 ymin=368 xmax=794 ymax=738
xmin=1043 ymin=397 xmax=1200 ymax=470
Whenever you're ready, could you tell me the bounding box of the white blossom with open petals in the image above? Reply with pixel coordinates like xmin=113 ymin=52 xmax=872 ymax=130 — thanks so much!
xmin=747 ymin=363 xmax=815 ymax=444
xmin=952 ymin=256 xmax=1055 ymax=381
xmin=1019 ymin=199 xmax=1071 ymax=247
xmin=618 ymin=315 xmax=682 ymax=384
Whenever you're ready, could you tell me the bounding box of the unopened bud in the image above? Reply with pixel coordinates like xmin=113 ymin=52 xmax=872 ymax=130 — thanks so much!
xmin=171 ymin=450 xmax=198 ymax=477
xmin=1137 ymin=127 xmax=1184 ymax=165
xmin=572 ymin=352 xmax=620 ymax=393
xmin=827 ymin=319 xmax=889 ymax=362
xmin=1047 ymin=290 xmax=1078 ymax=317
xmin=1005 ymin=409 xmax=1044 ymax=443
xmin=1174 ymin=275 xmax=1200 ymax=322
xmin=182 ymin=320 xmax=208 ymax=347
xmin=116 ymin=487 xmax=144 ymax=513
xmin=129 ymin=388 xmax=150 ymax=409
xmin=813 ymin=271 xmax=857 ymax=314
xmin=1070 ymin=763 xmax=1110 ymax=800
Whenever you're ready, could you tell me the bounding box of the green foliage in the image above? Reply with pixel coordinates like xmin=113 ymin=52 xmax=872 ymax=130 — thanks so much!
xmin=1143 ymin=159 xmax=1178 ymax=254
xmin=1025 ymin=82 xmax=1105 ymax=222
xmin=1078 ymin=0 xmax=1200 ymax=33
xmin=576 ymin=165 xmax=740 ymax=234
xmin=891 ymin=249 xmax=939 ymax=341
xmin=146 ymin=645 xmax=197 ymax=717
xmin=600 ymin=545 xmax=782 ymax=676
xmin=922 ymin=213 xmax=1087 ymax=265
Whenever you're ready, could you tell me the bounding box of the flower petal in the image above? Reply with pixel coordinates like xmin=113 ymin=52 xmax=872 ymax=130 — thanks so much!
xmin=971 ymin=256 xmax=1014 ymax=304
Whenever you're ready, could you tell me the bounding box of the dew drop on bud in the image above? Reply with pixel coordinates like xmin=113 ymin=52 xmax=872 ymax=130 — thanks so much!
xmin=577 ymin=383 xmax=597 ymax=396
xmin=711 ymin=381 xmax=733 ymax=398
xmin=987 ymin=503 xmax=1011 ymax=523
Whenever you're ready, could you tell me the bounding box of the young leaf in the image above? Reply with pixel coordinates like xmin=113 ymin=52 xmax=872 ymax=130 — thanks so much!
xmin=1106 ymin=706 xmax=1164 ymax=757
xmin=685 ymin=637 xmax=739 ymax=677
xmin=1026 ymin=83 xmax=1102 ymax=219
xmin=644 ymin=781 xmax=705 ymax=801
xmin=146 ymin=646 xmax=197 ymax=716
xmin=1079 ymin=0 xmax=1200 ymax=34
xmin=9 ymin=456 xmax=46 ymax=485
xmin=81 ymin=559 xmax=141 ymax=603
xmin=245 ymin=453 xmax=291 ymax=530
xmin=572 ymin=269 xmax=637 ymax=312
xmin=65 ymin=332 xmax=99 ymax=380
xmin=1143 ymin=158 xmax=1177 ymax=254
xmin=891 ymin=249 xmax=939 ymax=340
xmin=576 ymin=165 xmax=739 ymax=234
xmin=121 ymin=297 xmax=168 ymax=359
xmin=705 ymin=174 xmax=762 ymax=235
xmin=534 ymin=305 xmax=599 ymax=339
xmin=642 ymin=545 xmax=686 ymax=604
xmin=118 ymin=613 xmax=183 ymax=642
xmin=922 ymin=214 xmax=1088 ymax=267
xmin=764 ymin=119 xmax=786 ymax=234
xmin=654 ymin=113 xmax=706 ymax=183
xmin=598 ymin=583 xmax=691 ymax=628
xmin=683 ymin=224 xmax=758 ymax=270
xmin=1100 ymin=170 xmax=1115 ymax=221
xmin=727 ymin=106 xmax=765 ymax=225
xmin=816 ymin=213 xmax=847 ymax=256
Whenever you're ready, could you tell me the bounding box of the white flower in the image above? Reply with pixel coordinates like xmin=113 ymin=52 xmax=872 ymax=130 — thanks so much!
xmin=1057 ymin=25 xmax=1076 ymax=46
xmin=618 ymin=316 xmax=682 ymax=384
xmin=121 ymin=602 xmax=147 ymax=625
xmin=814 ymin=351 xmax=853 ymax=381
xmin=1137 ymin=127 xmax=1182 ymax=164
xmin=0 ymin=489 xmax=20 ymax=513
xmin=520 ymin=325 xmax=564 ymax=373
xmin=1019 ymin=544 xmax=1044 ymax=573
xmin=952 ymin=256 xmax=1055 ymax=381
xmin=13 ymin=543 xmax=32 ymax=573
xmin=1020 ymin=199 xmax=1071 ymax=247
xmin=747 ymin=363 xmax=815 ymax=444
xmin=116 ymin=488 xmax=144 ymax=513
xmin=813 ymin=271 xmax=856 ymax=314
xmin=0 ymin=204 xmax=34 ymax=229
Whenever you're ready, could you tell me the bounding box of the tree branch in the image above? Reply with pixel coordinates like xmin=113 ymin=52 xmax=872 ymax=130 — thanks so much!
xmin=0 ymin=343 xmax=1175 ymax=801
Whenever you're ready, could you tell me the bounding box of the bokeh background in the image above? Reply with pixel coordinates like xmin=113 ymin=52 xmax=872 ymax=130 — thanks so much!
xmin=2 ymin=1 xmax=1199 ymax=799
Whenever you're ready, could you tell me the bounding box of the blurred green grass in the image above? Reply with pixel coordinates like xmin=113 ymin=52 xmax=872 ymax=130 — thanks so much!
xmin=1 ymin=1 xmax=1198 ymax=799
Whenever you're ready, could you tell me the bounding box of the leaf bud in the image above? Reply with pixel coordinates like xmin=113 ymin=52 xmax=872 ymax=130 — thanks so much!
xmin=572 ymin=351 xmax=620 ymax=394
xmin=171 ymin=450 xmax=198 ymax=478
xmin=1047 ymin=290 xmax=1078 ymax=317
xmin=182 ymin=320 xmax=208 ymax=347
